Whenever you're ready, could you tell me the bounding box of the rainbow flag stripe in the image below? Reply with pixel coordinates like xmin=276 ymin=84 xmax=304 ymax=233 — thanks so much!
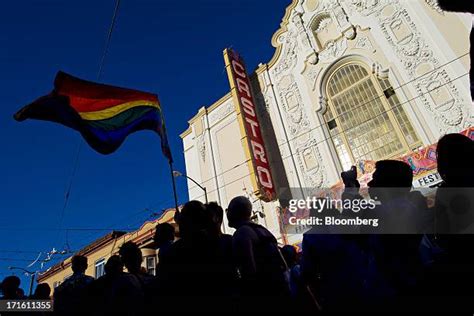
xmin=14 ymin=71 xmax=172 ymax=161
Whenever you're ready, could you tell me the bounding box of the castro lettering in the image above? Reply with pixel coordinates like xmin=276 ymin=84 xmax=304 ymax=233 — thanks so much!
xmin=226 ymin=49 xmax=276 ymax=201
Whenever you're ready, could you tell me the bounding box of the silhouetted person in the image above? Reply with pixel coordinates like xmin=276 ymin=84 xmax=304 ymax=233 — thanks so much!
xmin=437 ymin=0 xmax=474 ymax=100
xmin=88 ymin=255 xmax=124 ymax=315
xmin=32 ymin=283 xmax=51 ymax=299
xmin=1 ymin=276 xmax=21 ymax=299
xmin=428 ymin=133 xmax=474 ymax=312
xmin=113 ymin=241 xmax=152 ymax=315
xmin=153 ymin=222 xmax=175 ymax=272
xmin=206 ymin=202 xmax=239 ymax=301
xmin=53 ymin=255 xmax=94 ymax=315
xmin=155 ymin=200 xmax=236 ymax=313
xmin=301 ymin=200 xmax=371 ymax=313
xmin=206 ymin=202 xmax=226 ymax=236
xmin=366 ymin=160 xmax=426 ymax=311
xmin=281 ymin=245 xmax=302 ymax=299
xmin=367 ymin=160 xmax=429 ymax=233
xmin=437 ymin=133 xmax=474 ymax=189
xmin=227 ymin=196 xmax=289 ymax=313
xmin=16 ymin=288 xmax=25 ymax=299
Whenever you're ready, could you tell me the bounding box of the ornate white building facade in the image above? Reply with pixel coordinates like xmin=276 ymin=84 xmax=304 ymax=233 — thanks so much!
xmin=181 ymin=0 xmax=473 ymax=242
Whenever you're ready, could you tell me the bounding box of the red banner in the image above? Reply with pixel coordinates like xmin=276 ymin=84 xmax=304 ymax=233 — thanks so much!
xmin=224 ymin=49 xmax=276 ymax=201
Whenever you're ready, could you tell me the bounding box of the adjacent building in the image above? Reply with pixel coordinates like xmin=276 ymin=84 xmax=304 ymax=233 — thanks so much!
xmin=37 ymin=209 xmax=176 ymax=291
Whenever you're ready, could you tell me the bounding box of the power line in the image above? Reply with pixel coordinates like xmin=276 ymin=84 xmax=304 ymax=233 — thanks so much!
xmin=0 ymin=258 xmax=36 ymax=262
xmin=55 ymin=0 xmax=122 ymax=250
xmin=67 ymin=197 xmax=176 ymax=250
xmin=97 ymin=0 xmax=121 ymax=80
xmin=0 ymin=250 xmax=42 ymax=254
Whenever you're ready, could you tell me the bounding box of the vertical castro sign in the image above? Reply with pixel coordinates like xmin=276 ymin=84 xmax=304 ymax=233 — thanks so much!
xmin=223 ymin=48 xmax=276 ymax=202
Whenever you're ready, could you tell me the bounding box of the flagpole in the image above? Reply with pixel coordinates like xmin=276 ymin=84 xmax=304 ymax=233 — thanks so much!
xmin=169 ymin=161 xmax=180 ymax=216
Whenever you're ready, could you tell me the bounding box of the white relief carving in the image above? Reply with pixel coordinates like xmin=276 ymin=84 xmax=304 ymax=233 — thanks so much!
xmin=319 ymin=96 xmax=328 ymax=112
xmin=335 ymin=9 xmax=348 ymax=27
xmin=293 ymin=13 xmax=311 ymax=49
xmin=306 ymin=66 xmax=322 ymax=87
xmin=424 ymin=0 xmax=444 ymax=15
xmin=315 ymin=16 xmax=332 ymax=32
xmin=416 ymin=69 xmax=464 ymax=127
xmin=372 ymin=62 xmax=389 ymax=79
xmin=295 ymin=140 xmax=325 ymax=188
xmin=276 ymin=74 xmax=327 ymax=186
xmin=273 ymin=31 xmax=298 ymax=78
xmin=197 ymin=135 xmax=206 ymax=163
xmin=375 ymin=3 xmax=467 ymax=133
xmin=349 ymin=0 xmax=381 ymax=16
xmin=354 ymin=36 xmax=375 ymax=52
xmin=278 ymin=80 xmax=310 ymax=136
xmin=318 ymin=38 xmax=348 ymax=63
xmin=209 ymin=101 xmax=234 ymax=126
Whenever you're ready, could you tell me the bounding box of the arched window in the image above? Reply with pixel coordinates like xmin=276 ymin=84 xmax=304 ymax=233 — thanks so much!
xmin=324 ymin=63 xmax=420 ymax=170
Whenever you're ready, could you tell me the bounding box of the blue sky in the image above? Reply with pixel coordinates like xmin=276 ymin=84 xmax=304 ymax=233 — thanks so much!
xmin=0 ymin=0 xmax=290 ymax=288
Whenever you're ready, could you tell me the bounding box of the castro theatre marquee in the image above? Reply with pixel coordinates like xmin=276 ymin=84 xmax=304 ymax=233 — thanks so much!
xmin=180 ymin=0 xmax=473 ymax=243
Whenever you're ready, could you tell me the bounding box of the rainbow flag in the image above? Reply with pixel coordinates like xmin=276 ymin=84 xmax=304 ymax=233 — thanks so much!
xmin=14 ymin=71 xmax=172 ymax=162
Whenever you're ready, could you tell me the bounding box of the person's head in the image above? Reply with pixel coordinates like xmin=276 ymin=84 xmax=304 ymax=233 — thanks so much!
xmin=33 ymin=283 xmax=51 ymax=299
xmin=227 ymin=196 xmax=253 ymax=228
xmin=281 ymin=245 xmax=297 ymax=268
xmin=206 ymin=202 xmax=224 ymax=235
xmin=71 ymin=255 xmax=88 ymax=274
xmin=154 ymin=223 xmax=175 ymax=248
xmin=104 ymin=255 xmax=123 ymax=276
xmin=437 ymin=133 xmax=474 ymax=186
xmin=437 ymin=0 xmax=474 ymax=14
xmin=1 ymin=276 xmax=20 ymax=298
xmin=178 ymin=200 xmax=213 ymax=239
xmin=119 ymin=242 xmax=142 ymax=274
xmin=17 ymin=288 xmax=25 ymax=298
xmin=368 ymin=160 xmax=413 ymax=201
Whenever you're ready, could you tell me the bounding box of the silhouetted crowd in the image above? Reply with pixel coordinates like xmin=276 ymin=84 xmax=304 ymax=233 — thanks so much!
xmin=1 ymin=133 xmax=474 ymax=314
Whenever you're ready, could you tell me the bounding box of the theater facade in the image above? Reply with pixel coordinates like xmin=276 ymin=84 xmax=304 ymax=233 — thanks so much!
xmin=180 ymin=0 xmax=473 ymax=243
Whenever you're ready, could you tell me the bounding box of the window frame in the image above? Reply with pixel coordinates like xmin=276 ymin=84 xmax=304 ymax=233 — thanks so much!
xmin=324 ymin=61 xmax=421 ymax=169
xmin=94 ymin=258 xmax=106 ymax=279
xmin=145 ymin=256 xmax=156 ymax=276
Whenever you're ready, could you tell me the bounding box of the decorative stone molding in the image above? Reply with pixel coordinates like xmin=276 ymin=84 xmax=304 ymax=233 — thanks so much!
xmin=318 ymin=38 xmax=348 ymax=63
xmin=278 ymin=76 xmax=311 ymax=137
xmin=293 ymin=13 xmax=311 ymax=50
xmin=208 ymin=100 xmax=234 ymax=126
xmin=319 ymin=95 xmax=328 ymax=112
xmin=424 ymin=0 xmax=444 ymax=15
xmin=296 ymin=140 xmax=326 ymax=188
xmin=372 ymin=62 xmax=389 ymax=79
xmin=275 ymin=74 xmax=327 ymax=186
xmin=345 ymin=0 xmax=470 ymax=133
xmin=305 ymin=66 xmax=322 ymax=90
xmin=348 ymin=0 xmax=381 ymax=16
xmin=197 ymin=134 xmax=206 ymax=163
xmin=355 ymin=35 xmax=376 ymax=53
xmin=416 ymin=69 xmax=464 ymax=127
xmin=272 ymin=31 xmax=299 ymax=79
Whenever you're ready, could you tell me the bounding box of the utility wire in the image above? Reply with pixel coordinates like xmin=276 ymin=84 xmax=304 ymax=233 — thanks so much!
xmin=55 ymin=0 xmax=122 ymax=251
